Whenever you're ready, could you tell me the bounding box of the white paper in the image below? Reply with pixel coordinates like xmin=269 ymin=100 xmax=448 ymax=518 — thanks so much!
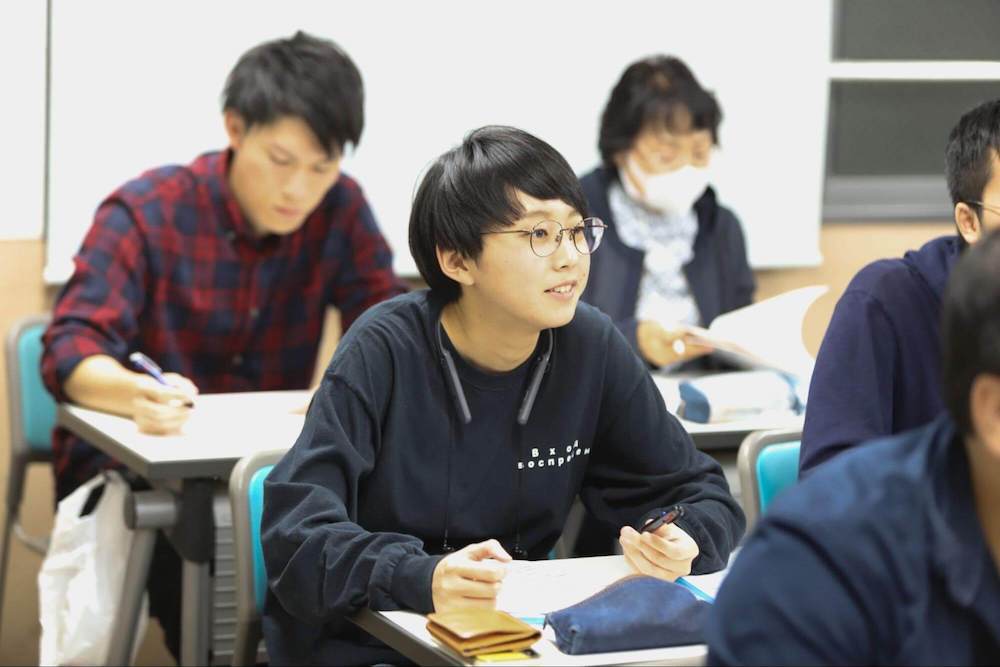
xmin=683 ymin=285 xmax=828 ymax=378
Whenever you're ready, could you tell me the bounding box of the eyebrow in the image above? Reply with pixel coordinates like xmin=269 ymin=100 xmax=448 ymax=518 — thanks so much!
xmin=268 ymin=143 xmax=336 ymax=166
xmin=519 ymin=208 xmax=585 ymax=225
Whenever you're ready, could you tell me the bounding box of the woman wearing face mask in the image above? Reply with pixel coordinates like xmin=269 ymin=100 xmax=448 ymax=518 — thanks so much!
xmin=580 ymin=55 xmax=755 ymax=370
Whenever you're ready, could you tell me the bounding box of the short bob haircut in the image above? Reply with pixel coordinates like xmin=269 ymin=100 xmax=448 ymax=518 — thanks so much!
xmin=409 ymin=126 xmax=589 ymax=302
xmin=942 ymin=228 xmax=1000 ymax=436
xmin=945 ymin=98 xmax=1000 ymax=238
xmin=223 ymin=30 xmax=364 ymax=157
xmin=598 ymin=55 xmax=722 ymax=172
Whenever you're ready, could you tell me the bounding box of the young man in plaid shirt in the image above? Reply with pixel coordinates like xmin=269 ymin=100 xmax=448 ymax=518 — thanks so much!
xmin=40 ymin=31 xmax=406 ymax=658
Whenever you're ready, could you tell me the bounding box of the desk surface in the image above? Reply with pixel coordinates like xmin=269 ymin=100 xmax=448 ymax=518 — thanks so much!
xmin=358 ymin=555 xmax=722 ymax=666
xmin=55 ymin=375 xmax=797 ymax=483
xmin=57 ymin=390 xmax=309 ymax=480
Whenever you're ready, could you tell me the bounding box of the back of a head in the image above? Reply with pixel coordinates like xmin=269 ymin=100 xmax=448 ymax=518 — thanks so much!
xmin=598 ymin=55 xmax=722 ymax=170
xmin=942 ymin=228 xmax=1000 ymax=435
xmin=944 ymin=98 xmax=1000 ymax=218
xmin=223 ymin=30 xmax=364 ymax=156
xmin=408 ymin=126 xmax=588 ymax=302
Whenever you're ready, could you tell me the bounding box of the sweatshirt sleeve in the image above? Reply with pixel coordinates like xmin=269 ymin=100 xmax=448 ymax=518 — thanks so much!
xmin=261 ymin=369 xmax=443 ymax=624
xmin=800 ymin=289 xmax=896 ymax=475
xmin=578 ymin=324 xmax=745 ymax=573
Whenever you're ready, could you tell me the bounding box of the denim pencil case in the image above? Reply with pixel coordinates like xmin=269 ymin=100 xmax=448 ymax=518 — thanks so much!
xmin=544 ymin=575 xmax=710 ymax=655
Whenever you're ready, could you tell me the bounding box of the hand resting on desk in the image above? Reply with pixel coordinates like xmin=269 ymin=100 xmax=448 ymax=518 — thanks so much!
xmin=432 ymin=540 xmax=512 ymax=613
xmin=619 ymin=522 xmax=699 ymax=581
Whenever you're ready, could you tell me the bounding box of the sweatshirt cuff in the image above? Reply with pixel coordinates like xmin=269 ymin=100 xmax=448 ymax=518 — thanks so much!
xmin=390 ymin=553 xmax=444 ymax=613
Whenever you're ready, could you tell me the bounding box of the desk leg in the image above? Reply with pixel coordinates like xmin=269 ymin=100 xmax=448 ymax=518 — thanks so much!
xmin=107 ymin=488 xmax=178 ymax=666
xmin=181 ymin=559 xmax=212 ymax=666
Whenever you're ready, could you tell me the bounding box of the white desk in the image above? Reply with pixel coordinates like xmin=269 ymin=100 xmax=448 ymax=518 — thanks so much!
xmin=56 ymin=390 xmax=309 ymax=666
xmin=354 ymin=555 xmax=725 ymax=666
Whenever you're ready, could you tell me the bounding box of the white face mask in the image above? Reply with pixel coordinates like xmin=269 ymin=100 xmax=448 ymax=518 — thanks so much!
xmin=623 ymin=157 xmax=710 ymax=217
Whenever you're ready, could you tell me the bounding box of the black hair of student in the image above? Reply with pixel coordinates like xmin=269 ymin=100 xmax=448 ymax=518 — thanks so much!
xmin=409 ymin=125 xmax=589 ymax=302
xmin=598 ymin=55 xmax=722 ymax=172
xmin=942 ymin=228 xmax=1000 ymax=436
xmin=945 ymin=98 xmax=1000 ymax=246
xmin=222 ymin=31 xmax=364 ymax=157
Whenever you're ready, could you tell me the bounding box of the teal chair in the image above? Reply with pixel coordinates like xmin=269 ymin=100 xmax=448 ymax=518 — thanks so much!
xmin=2 ymin=315 xmax=56 ymax=634
xmin=229 ymin=449 xmax=285 ymax=666
xmin=737 ymin=428 xmax=801 ymax=530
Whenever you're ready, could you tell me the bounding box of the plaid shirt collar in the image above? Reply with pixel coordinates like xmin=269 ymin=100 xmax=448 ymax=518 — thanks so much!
xmin=205 ymin=149 xmax=284 ymax=250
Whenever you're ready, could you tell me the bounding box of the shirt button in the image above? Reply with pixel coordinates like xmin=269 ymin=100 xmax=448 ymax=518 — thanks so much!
xmin=250 ymin=307 xmax=260 ymax=319
xmin=232 ymin=354 xmax=243 ymax=366
xmin=226 ymin=231 xmax=237 ymax=243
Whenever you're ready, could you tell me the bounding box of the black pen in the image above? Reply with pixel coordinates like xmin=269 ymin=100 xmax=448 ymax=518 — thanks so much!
xmin=640 ymin=505 xmax=684 ymax=534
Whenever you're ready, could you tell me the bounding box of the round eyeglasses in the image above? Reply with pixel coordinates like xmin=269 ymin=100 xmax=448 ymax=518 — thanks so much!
xmin=484 ymin=218 xmax=608 ymax=257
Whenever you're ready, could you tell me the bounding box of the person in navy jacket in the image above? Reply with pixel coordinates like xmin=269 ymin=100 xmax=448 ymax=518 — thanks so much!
xmin=260 ymin=126 xmax=744 ymax=665
xmin=707 ymin=227 xmax=1000 ymax=665
xmin=580 ymin=55 xmax=755 ymax=370
xmin=800 ymin=98 xmax=1000 ymax=475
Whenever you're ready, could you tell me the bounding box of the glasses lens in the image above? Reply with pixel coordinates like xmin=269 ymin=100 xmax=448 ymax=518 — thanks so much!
xmin=574 ymin=218 xmax=606 ymax=254
xmin=529 ymin=220 xmax=561 ymax=257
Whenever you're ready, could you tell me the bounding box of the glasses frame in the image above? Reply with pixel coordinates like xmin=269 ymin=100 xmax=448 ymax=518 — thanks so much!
xmin=484 ymin=217 xmax=608 ymax=258
xmin=968 ymin=200 xmax=1000 ymax=217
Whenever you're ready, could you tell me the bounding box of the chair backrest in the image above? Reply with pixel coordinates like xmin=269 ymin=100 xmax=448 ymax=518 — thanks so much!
xmin=737 ymin=428 xmax=801 ymax=530
xmin=229 ymin=450 xmax=286 ymax=624
xmin=5 ymin=315 xmax=56 ymax=459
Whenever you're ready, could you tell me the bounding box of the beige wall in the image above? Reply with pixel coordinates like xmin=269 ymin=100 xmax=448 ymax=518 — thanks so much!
xmin=0 ymin=222 xmax=953 ymax=664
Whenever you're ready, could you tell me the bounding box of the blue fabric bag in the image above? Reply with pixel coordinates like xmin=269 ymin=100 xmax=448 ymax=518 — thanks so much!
xmin=544 ymin=575 xmax=710 ymax=655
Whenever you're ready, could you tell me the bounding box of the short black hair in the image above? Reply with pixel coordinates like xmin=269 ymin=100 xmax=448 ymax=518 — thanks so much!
xmin=598 ymin=55 xmax=722 ymax=171
xmin=222 ymin=31 xmax=364 ymax=157
xmin=945 ymin=98 xmax=1000 ymax=229
xmin=409 ymin=126 xmax=589 ymax=302
xmin=942 ymin=228 xmax=1000 ymax=436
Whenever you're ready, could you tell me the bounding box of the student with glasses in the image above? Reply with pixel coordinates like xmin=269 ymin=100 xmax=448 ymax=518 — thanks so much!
xmin=799 ymin=98 xmax=1000 ymax=476
xmin=260 ymin=125 xmax=745 ymax=665
xmin=580 ymin=55 xmax=755 ymax=371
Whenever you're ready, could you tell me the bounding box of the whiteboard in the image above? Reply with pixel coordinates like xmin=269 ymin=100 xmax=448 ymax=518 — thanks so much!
xmin=2 ymin=0 xmax=47 ymax=240
xmin=46 ymin=0 xmax=830 ymax=282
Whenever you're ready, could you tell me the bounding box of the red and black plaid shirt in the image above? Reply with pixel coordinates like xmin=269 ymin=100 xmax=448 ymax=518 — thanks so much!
xmin=42 ymin=150 xmax=407 ymax=498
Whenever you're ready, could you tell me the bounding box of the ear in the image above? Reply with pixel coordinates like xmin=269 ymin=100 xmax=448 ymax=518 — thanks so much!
xmin=223 ymin=110 xmax=247 ymax=151
xmin=955 ymin=201 xmax=983 ymax=245
xmin=970 ymin=374 xmax=1000 ymax=457
xmin=436 ymin=247 xmax=476 ymax=288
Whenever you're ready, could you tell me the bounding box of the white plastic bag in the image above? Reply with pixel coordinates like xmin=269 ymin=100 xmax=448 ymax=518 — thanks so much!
xmin=38 ymin=471 xmax=148 ymax=666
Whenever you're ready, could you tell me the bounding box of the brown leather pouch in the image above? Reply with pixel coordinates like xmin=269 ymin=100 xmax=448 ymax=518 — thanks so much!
xmin=426 ymin=609 xmax=541 ymax=657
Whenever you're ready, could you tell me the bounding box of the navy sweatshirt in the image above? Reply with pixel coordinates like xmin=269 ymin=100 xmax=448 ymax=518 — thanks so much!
xmin=260 ymin=290 xmax=744 ymax=665
xmin=579 ymin=166 xmax=756 ymax=359
xmin=800 ymin=235 xmax=962 ymax=475
xmin=708 ymin=414 xmax=1000 ymax=665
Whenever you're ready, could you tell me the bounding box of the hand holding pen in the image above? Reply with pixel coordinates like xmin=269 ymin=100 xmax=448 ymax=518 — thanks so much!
xmin=128 ymin=352 xmax=198 ymax=434
xmin=619 ymin=505 xmax=700 ymax=582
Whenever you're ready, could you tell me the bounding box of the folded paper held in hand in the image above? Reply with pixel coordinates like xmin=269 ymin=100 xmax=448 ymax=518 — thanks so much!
xmin=426 ymin=609 xmax=541 ymax=658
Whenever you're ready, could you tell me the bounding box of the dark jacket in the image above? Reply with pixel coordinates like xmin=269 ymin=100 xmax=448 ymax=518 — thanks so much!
xmin=707 ymin=414 xmax=1000 ymax=665
xmin=261 ymin=291 xmax=744 ymax=665
xmin=579 ymin=166 xmax=755 ymax=359
xmin=800 ymin=235 xmax=962 ymax=474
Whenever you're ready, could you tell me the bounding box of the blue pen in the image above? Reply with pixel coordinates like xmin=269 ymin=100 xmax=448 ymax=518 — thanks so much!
xmin=128 ymin=352 xmax=194 ymax=407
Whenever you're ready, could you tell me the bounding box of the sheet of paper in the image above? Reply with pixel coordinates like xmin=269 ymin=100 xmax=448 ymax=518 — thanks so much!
xmin=495 ymin=555 xmax=725 ymax=617
xmin=683 ymin=285 xmax=828 ymax=378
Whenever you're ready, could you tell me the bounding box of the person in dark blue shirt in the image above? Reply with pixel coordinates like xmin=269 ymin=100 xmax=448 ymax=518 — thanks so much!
xmin=800 ymin=98 xmax=1000 ymax=475
xmin=580 ymin=55 xmax=755 ymax=370
xmin=260 ymin=126 xmax=744 ymax=665
xmin=706 ymin=228 xmax=1000 ymax=665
